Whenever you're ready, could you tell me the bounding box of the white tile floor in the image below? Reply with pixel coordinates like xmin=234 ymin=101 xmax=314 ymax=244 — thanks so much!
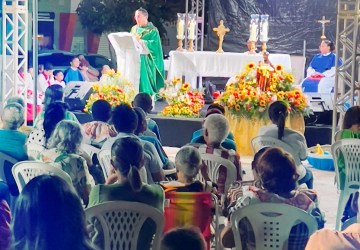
xmin=164 ymin=147 xmax=339 ymax=229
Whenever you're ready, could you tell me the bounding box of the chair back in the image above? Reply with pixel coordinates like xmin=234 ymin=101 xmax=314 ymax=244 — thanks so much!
xmin=331 ymin=139 xmax=360 ymax=190
xmin=164 ymin=192 xmax=216 ymax=250
xmin=199 ymin=153 xmax=237 ymax=194
xmin=251 ymin=135 xmax=296 ymax=155
xmin=0 ymin=152 xmax=18 ymax=185
xmin=86 ymin=201 xmax=164 ymax=250
xmin=98 ymin=149 xmax=148 ymax=183
xmin=231 ymin=203 xmax=317 ymax=250
xmin=331 ymin=139 xmax=360 ymax=230
xmin=0 ymin=152 xmax=19 ymax=201
xmin=97 ymin=149 xmax=112 ymax=179
xmin=12 ymin=161 xmax=72 ymax=193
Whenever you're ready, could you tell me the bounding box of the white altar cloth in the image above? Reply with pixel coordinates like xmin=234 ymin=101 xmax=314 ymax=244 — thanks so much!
xmin=167 ymin=51 xmax=292 ymax=87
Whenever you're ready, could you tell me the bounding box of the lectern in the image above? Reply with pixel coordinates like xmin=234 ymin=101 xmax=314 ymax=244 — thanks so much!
xmin=108 ymin=32 xmax=146 ymax=93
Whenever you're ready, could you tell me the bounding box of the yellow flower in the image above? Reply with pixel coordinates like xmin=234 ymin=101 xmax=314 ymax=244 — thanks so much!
xmin=277 ymin=91 xmax=285 ymax=99
xmin=259 ymin=100 xmax=266 ymax=107
xmin=286 ymin=73 xmax=294 ymax=83
xmin=275 ymin=64 xmax=283 ymax=72
xmin=245 ymin=62 xmax=256 ymax=71
xmin=180 ymin=82 xmax=191 ymax=92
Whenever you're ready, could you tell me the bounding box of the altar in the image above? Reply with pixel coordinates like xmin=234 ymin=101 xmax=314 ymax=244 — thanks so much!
xmin=166 ymin=51 xmax=292 ymax=88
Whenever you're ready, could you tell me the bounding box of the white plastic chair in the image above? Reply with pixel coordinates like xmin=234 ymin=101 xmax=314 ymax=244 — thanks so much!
xmin=331 ymin=139 xmax=360 ymax=230
xmin=86 ymin=201 xmax=164 ymax=250
xmin=199 ymin=153 xmax=237 ymax=195
xmin=251 ymin=135 xmax=296 ymax=155
xmin=231 ymin=203 xmax=318 ymax=250
xmin=97 ymin=149 xmax=148 ymax=183
xmin=0 ymin=152 xmax=19 ymax=208
xmin=0 ymin=152 xmax=18 ymax=186
xmin=97 ymin=149 xmax=112 ymax=179
xmin=12 ymin=161 xmax=72 ymax=193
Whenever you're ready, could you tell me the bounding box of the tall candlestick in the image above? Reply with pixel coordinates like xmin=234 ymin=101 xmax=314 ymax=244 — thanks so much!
xmin=187 ymin=14 xmax=197 ymax=40
xmin=176 ymin=13 xmax=186 ymax=40
xmin=249 ymin=14 xmax=259 ymax=42
xmin=177 ymin=20 xmax=185 ymax=39
xmin=260 ymin=15 xmax=269 ymax=42
xmin=249 ymin=24 xmax=257 ymax=41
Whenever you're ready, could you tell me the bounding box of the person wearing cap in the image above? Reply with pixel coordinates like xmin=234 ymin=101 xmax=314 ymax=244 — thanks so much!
xmin=160 ymin=146 xmax=216 ymax=193
xmin=190 ymin=104 xmax=236 ymax=151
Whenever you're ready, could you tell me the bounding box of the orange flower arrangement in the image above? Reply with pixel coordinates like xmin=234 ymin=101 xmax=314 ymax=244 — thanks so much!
xmin=159 ymin=78 xmax=204 ymax=117
xmin=216 ymin=62 xmax=310 ymax=119
xmin=84 ymin=69 xmax=135 ymax=113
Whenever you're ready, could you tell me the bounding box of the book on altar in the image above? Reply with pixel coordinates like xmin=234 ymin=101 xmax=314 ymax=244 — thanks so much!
xmin=108 ymin=32 xmax=149 ymax=55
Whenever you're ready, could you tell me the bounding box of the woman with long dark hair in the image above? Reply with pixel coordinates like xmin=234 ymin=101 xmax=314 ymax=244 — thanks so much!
xmin=88 ymin=136 xmax=164 ymax=249
xmin=33 ymin=84 xmax=79 ymax=128
xmin=258 ymin=101 xmax=313 ymax=188
xmin=11 ymin=175 xmax=95 ymax=250
xmin=221 ymin=148 xmax=324 ymax=249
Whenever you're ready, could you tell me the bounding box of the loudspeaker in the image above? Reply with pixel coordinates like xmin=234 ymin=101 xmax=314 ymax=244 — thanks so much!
xmin=304 ymin=93 xmax=337 ymax=126
xmin=64 ymin=81 xmax=94 ymax=111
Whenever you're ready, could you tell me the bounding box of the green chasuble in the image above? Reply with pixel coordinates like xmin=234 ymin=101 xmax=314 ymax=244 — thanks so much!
xmin=131 ymin=22 xmax=165 ymax=96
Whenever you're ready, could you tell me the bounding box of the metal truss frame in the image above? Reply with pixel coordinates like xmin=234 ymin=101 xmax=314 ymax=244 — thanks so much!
xmin=332 ymin=0 xmax=360 ymax=141
xmin=185 ymin=0 xmax=205 ymax=51
xmin=1 ymin=0 xmax=28 ymax=105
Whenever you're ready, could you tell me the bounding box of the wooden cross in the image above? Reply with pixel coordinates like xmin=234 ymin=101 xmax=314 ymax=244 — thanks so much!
xmin=317 ymin=16 xmax=330 ymax=40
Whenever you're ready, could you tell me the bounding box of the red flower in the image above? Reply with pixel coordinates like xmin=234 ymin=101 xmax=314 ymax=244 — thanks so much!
xmin=213 ymin=91 xmax=221 ymax=99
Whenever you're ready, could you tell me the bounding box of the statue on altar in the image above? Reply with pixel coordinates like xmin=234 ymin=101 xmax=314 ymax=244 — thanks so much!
xmin=213 ymin=20 xmax=230 ymax=53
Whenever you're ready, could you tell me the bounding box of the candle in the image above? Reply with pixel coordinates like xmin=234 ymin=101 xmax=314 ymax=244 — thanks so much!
xmin=260 ymin=22 xmax=268 ymax=41
xmin=188 ymin=20 xmax=196 ymax=40
xmin=177 ymin=20 xmax=185 ymax=39
xmin=249 ymin=23 xmax=257 ymax=41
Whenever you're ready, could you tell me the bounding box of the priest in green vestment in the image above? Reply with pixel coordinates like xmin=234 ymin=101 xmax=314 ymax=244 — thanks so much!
xmin=131 ymin=8 xmax=165 ymax=96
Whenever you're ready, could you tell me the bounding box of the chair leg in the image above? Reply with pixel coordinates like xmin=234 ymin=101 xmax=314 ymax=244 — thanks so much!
xmin=336 ymin=191 xmax=349 ymax=231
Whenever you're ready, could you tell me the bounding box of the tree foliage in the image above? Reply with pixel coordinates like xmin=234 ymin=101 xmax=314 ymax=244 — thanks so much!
xmin=76 ymin=0 xmax=183 ymax=36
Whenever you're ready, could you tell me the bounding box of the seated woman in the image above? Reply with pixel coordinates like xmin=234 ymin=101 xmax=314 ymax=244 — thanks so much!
xmin=26 ymin=102 xmax=66 ymax=159
xmin=160 ymin=146 xmax=216 ymax=193
xmin=259 ymin=101 xmax=313 ymax=188
xmin=132 ymin=92 xmax=161 ymax=141
xmin=221 ymin=147 xmax=325 ymax=249
xmin=335 ymin=105 xmax=360 ymax=190
xmin=82 ymin=99 xmax=117 ymax=148
xmin=41 ymin=120 xmax=95 ymax=206
xmin=11 ymin=175 xmax=95 ymax=250
xmin=88 ymin=137 xmax=164 ymax=250
xmin=334 ymin=106 xmax=360 ymax=223
xmin=301 ymin=40 xmax=342 ymax=93
xmin=133 ymin=107 xmax=174 ymax=169
xmin=34 ymin=84 xmax=79 ymax=128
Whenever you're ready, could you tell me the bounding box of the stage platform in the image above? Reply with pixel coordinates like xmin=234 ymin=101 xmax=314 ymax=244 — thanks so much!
xmin=74 ymin=100 xmax=333 ymax=151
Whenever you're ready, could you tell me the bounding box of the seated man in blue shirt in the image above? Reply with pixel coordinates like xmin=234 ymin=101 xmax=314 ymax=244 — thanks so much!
xmin=191 ymin=103 xmax=237 ymax=151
